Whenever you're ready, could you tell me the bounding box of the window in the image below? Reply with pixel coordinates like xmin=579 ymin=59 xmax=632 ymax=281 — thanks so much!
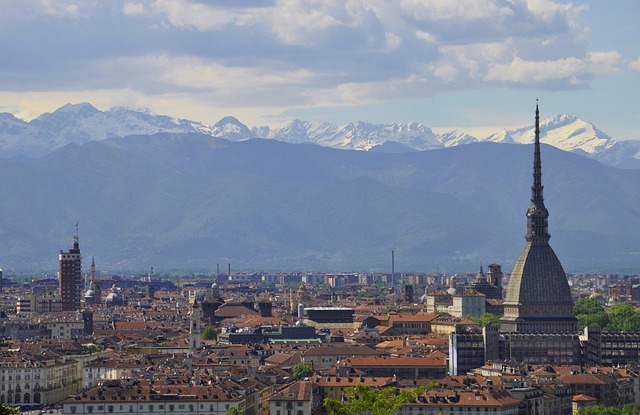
xmin=87 ymin=406 xmax=93 ymax=413
xmin=277 ymin=402 xmax=282 ymax=407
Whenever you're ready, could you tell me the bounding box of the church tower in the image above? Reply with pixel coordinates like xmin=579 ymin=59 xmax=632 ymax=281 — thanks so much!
xmin=189 ymin=299 xmax=202 ymax=350
xmin=500 ymin=103 xmax=577 ymax=333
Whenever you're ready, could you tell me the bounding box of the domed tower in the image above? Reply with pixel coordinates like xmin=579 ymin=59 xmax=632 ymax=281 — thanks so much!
xmin=500 ymin=103 xmax=577 ymax=333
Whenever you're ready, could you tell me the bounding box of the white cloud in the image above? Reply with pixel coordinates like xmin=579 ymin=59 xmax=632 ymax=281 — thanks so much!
xmin=150 ymin=0 xmax=260 ymax=30
xmin=123 ymin=2 xmax=145 ymax=16
xmin=150 ymin=55 xmax=315 ymax=90
xmin=415 ymin=30 xmax=437 ymax=44
xmin=41 ymin=0 xmax=81 ymax=18
xmin=0 ymin=0 xmax=630 ymax=131
xmin=484 ymin=51 xmax=620 ymax=84
xmin=628 ymin=57 xmax=640 ymax=72
xmin=399 ymin=0 xmax=513 ymax=21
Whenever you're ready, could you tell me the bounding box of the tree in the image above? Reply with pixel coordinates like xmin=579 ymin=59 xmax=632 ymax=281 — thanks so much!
xmin=425 ymin=381 xmax=440 ymax=390
xmin=202 ymin=326 xmax=217 ymax=341
xmin=573 ymin=297 xmax=609 ymax=330
xmin=226 ymin=407 xmax=242 ymax=415
xmin=0 ymin=403 xmax=18 ymax=415
xmin=292 ymin=363 xmax=314 ymax=380
xmin=622 ymin=404 xmax=640 ymax=415
xmin=607 ymin=303 xmax=640 ymax=332
xmin=574 ymin=298 xmax=605 ymax=315
xmin=580 ymin=405 xmax=621 ymax=415
xmin=324 ymin=384 xmax=424 ymax=415
xmin=469 ymin=313 xmax=500 ymax=327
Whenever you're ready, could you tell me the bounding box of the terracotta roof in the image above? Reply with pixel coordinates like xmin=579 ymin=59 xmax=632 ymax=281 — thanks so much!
xmin=270 ymin=381 xmax=314 ymax=401
xmin=572 ymin=394 xmax=598 ymax=402
xmin=341 ymin=351 xmax=446 ymax=368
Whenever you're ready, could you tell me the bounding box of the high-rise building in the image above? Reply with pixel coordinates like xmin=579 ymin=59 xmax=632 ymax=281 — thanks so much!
xmin=59 ymin=231 xmax=82 ymax=311
xmin=500 ymin=103 xmax=577 ymax=333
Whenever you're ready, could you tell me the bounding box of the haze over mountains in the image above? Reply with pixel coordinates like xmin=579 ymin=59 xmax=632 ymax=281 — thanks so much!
xmin=0 ymin=104 xmax=638 ymax=273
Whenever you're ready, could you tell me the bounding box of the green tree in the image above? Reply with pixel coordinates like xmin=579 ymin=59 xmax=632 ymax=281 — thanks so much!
xmin=574 ymin=298 xmax=605 ymax=315
xmin=324 ymin=384 xmax=424 ymax=415
xmin=607 ymin=303 xmax=640 ymax=332
xmin=425 ymin=381 xmax=440 ymax=390
xmin=0 ymin=403 xmax=18 ymax=415
xmin=292 ymin=363 xmax=314 ymax=380
xmin=573 ymin=297 xmax=609 ymax=330
xmin=622 ymin=404 xmax=640 ymax=415
xmin=225 ymin=406 xmax=242 ymax=415
xmin=469 ymin=313 xmax=500 ymax=327
xmin=202 ymin=326 xmax=217 ymax=341
xmin=580 ymin=405 xmax=622 ymax=415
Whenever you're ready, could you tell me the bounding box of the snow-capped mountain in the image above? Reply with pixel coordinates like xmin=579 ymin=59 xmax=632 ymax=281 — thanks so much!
xmin=0 ymin=103 xmax=637 ymax=168
xmin=0 ymin=103 xmax=211 ymax=157
xmin=258 ymin=120 xmax=441 ymax=151
xmin=507 ymin=113 xmax=614 ymax=154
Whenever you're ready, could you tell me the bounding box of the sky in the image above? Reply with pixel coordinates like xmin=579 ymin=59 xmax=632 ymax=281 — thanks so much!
xmin=0 ymin=0 xmax=639 ymax=139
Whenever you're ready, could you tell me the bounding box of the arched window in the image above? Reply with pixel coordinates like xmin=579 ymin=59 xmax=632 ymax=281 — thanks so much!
xmin=23 ymin=393 xmax=30 ymax=403
xmin=7 ymin=393 xmax=12 ymax=403
xmin=34 ymin=392 xmax=41 ymax=403
xmin=0 ymin=394 xmax=5 ymax=403
xmin=14 ymin=393 xmax=20 ymax=403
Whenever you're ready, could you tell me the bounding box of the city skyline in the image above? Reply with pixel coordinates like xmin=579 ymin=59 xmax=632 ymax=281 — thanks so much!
xmin=0 ymin=1 xmax=639 ymax=140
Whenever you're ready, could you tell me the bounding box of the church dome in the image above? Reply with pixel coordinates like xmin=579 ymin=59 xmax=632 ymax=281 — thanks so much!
xmin=105 ymin=284 xmax=123 ymax=307
xmin=447 ymin=276 xmax=457 ymax=296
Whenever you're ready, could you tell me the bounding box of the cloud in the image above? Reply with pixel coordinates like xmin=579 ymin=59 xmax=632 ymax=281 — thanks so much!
xmin=42 ymin=0 xmax=82 ymax=18
xmin=629 ymin=57 xmax=640 ymax=72
xmin=484 ymin=51 xmax=621 ymax=85
xmin=123 ymin=2 xmax=145 ymax=15
xmin=0 ymin=0 xmax=628 ymax=127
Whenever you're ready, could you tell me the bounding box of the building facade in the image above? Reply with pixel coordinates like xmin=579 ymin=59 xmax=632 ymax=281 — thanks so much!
xmin=59 ymin=234 xmax=83 ymax=312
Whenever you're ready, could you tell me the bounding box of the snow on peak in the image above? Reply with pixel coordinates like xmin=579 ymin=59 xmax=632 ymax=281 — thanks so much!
xmin=508 ymin=113 xmax=614 ymax=154
xmin=483 ymin=129 xmax=515 ymax=144
xmin=211 ymin=116 xmax=254 ymax=141
xmin=57 ymin=102 xmax=99 ymax=114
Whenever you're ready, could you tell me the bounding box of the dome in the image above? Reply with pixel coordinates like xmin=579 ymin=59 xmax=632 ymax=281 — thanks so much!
xmin=84 ymin=289 xmax=95 ymax=298
xmin=105 ymin=284 xmax=123 ymax=307
xmin=447 ymin=276 xmax=457 ymax=296
xmin=504 ymin=243 xmax=572 ymax=306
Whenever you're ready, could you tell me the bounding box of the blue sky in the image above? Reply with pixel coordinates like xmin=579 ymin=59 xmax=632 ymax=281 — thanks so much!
xmin=1 ymin=0 xmax=639 ymax=139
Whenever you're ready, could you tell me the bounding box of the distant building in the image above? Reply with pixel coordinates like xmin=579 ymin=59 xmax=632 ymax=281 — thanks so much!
xmin=470 ymin=264 xmax=503 ymax=300
xmin=59 ymin=232 xmax=82 ymax=311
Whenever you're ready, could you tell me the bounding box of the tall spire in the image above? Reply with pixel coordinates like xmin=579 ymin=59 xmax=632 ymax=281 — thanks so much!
xmin=525 ymin=100 xmax=550 ymax=243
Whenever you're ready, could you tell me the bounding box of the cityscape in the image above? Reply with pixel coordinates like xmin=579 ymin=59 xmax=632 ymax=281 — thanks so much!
xmin=1 ymin=106 xmax=640 ymax=415
xmin=2 ymin=2 xmax=640 ymax=415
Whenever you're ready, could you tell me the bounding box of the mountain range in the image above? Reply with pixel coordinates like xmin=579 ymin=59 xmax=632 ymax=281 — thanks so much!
xmin=0 ymin=128 xmax=638 ymax=273
xmin=1 ymin=103 xmax=639 ymax=168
